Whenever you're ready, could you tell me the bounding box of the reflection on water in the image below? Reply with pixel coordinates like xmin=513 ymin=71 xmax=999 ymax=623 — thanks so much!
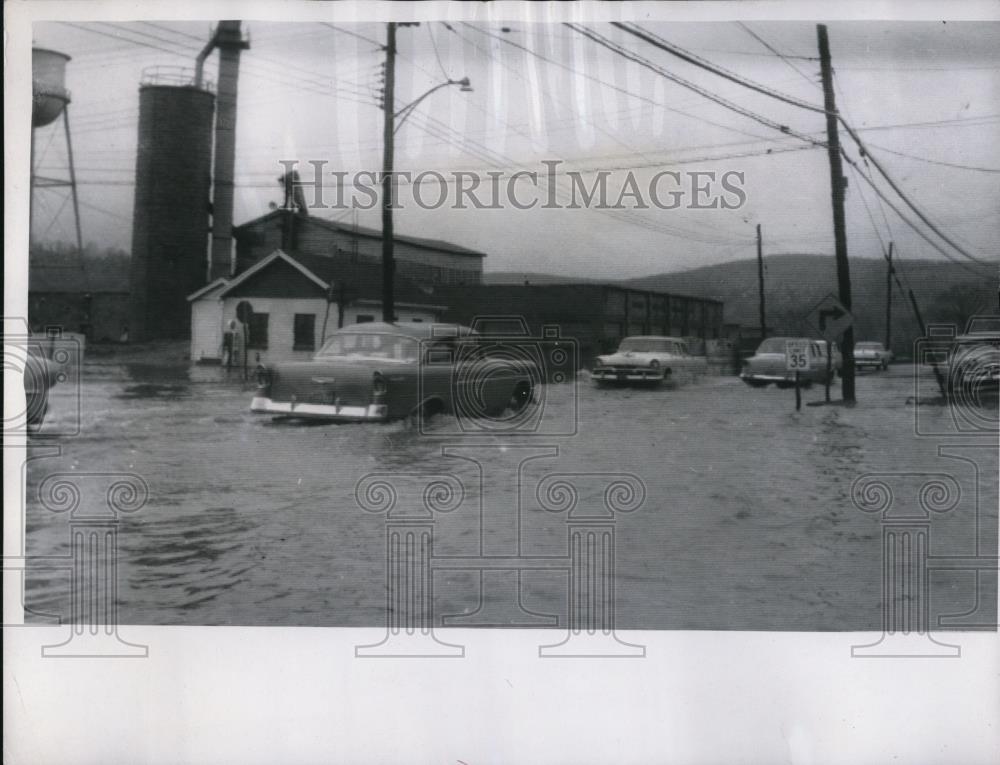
xmin=23 ymin=361 xmax=998 ymax=629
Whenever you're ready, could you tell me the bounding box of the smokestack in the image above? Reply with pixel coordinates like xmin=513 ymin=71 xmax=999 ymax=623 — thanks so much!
xmin=207 ymin=21 xmax=248 ymax=281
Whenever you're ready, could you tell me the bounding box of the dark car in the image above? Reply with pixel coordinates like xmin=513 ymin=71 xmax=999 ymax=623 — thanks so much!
xmin=251 ymin=322 xmax=537 ymax=423
xmin=948 ymin=330 xmax=1000 ymax=397
xmin=24 ymin=343 xmax=63 ymax=431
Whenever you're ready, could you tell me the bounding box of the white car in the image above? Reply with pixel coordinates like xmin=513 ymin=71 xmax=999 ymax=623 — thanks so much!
xmin=854 ymin=341 xmax=892 ymax=371
xmin=592 ymin=336 xmax=706 ymax=386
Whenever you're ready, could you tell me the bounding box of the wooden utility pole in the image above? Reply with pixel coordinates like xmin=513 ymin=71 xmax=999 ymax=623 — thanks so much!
xmin=885 ymin=241 xmax=894 ymax=352
xmin=817 ymin=24 xmax=856 ymax=402
xmin=381 ymin=22 xmax=397 ymax=323
xmin=756 ymin=223 xmax=766 ymax=341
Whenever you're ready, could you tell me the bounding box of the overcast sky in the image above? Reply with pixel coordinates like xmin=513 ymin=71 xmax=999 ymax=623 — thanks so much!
xmin=30 ymin=19 xmax=1000 ymax=279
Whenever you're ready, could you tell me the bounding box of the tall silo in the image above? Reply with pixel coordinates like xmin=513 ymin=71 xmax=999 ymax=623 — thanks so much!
xmin=129 ymin=69 xmax=215 ymax=341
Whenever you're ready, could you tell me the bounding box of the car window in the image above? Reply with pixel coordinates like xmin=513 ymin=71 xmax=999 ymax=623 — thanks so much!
xmin=315 ymin=332 xmax=420 ymax=362
xmin=619 ymin=338 xmax=676 ymax=353
xmin=757 ymin=338 xmax=789 ymax=353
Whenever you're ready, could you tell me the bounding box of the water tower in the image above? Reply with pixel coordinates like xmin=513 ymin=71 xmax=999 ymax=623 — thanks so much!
xmin=31 ymin=47 xmax=82 ymax=252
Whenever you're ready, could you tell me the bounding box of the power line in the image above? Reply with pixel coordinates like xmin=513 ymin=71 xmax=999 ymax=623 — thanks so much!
xmin=614 ymin=22 xmax=828 ymax=115
xmin=858 ymin=143 xmax=1000 ymax=174
xmin=840 ymin=148 xmax=995 ymax=279
xmin=460 ymin=22 xmax=775 ymax=144
xmin=735 ymin=22 xmax=822 ymax=92
xmin=318 ymin=23 xmax=384 ymax=50
xmin=564 ymin=23 xmax=827 ymax=150
xmin=427 ymin=24 xmax=451 ymax=80
xmin=610 ymin=22 xmax=993 ymax=268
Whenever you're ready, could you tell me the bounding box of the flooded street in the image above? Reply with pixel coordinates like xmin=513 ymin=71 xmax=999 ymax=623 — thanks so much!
xmin=24 ymin=361 xmax=997 ymax=630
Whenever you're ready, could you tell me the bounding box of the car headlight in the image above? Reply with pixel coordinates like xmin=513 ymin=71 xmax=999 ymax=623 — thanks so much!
xmin=372 ymin=372 xmax=388 ymax=397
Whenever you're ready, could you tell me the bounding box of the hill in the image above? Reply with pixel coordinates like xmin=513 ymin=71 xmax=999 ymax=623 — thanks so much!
xmin=625 ymin=254 xmax=996 ymax=352
xmin=482 ymin=271 xmax=603 ymax=286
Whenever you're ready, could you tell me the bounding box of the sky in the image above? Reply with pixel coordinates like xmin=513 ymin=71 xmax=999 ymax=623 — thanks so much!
xmin=29 ymin=18 xmax=1000 ymax=281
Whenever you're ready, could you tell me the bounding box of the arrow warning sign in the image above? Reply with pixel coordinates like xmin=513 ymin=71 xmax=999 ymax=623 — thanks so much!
xmin=805 ymin=293 xmax=853 ymax=340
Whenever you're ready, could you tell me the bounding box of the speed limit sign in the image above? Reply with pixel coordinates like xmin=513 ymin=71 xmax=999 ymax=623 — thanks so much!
xmin=785 ymin=340 xmax=812 ymax=372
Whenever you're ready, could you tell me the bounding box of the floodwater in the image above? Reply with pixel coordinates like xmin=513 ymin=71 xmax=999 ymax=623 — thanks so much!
xmin=22 ymin=359 xmax=998 ymax=630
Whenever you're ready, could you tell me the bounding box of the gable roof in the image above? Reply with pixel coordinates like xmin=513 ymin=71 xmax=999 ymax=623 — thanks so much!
xmin=186 ymin=277 xmax=230 ymax=302
xmin=216 ymin=249 xmax=446 ymax=308
xmin=235 ymin=209 xmax=486 ymax=258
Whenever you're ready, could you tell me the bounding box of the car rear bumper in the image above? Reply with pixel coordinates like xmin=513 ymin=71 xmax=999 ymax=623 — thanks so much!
xmin=251 ymin=396 xmax=388 ymax=421
xmin=741 ymin=372 xmax=820 ymax=383
xmin=592 ymin=367 xmax=665 ymax=382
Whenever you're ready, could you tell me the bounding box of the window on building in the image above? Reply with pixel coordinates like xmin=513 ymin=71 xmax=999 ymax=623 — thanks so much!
xmin=247 ymin=313 xmax=269 ymax=349
xmin=356 ymin=314 xmax=375 ymax=324
xmin=293 ymin=313 xmax=316 ymax=351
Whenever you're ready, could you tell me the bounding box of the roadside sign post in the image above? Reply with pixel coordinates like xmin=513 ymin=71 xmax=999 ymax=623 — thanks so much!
xmin=804 ymin=293 xmax=854 ymax=405
xmin=785 ymin=339 xmax=811 ymax=412
xmin=825 ymin=345 xmax=832 ymax=403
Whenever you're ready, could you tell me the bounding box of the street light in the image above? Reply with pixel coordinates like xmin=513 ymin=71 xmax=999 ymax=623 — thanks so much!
xmin=394 ymin=77 xmax=472 ymax=134
xmin=380 ymin=20 xmax=472 ymax=323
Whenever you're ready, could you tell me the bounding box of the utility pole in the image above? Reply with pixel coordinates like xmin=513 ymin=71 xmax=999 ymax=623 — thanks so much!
xmin=381 ymin=22 xmax=397 ymax=324
xmin=756 ymin=223 xmax=766 ymax=341
xmin=885 ymin=241 xmax=894 ymax=352
xmin=817 ymin=24 xmax=856 ymax=402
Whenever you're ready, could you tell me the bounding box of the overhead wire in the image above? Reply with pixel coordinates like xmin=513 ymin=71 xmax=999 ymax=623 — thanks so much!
xmin=605 ymin=21 xmax=995 ymax=269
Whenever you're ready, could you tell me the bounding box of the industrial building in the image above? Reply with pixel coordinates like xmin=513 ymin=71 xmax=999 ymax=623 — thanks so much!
xmin=234 ymin=209 xmax=486 ymax=286
xmin=436 ymin=283 xmax=725 ymax=366
xmin=188 ymin=249 xmax=445 ymax=365
xmin=28 ymin=257 xmax=129 ymax=342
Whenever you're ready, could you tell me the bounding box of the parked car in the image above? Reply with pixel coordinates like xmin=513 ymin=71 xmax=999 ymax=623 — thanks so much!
xmin=947 ymin=329 xmax=1000 ymax=397
xmin=740 ymin=337 xmax=836 ymax=388
xmin=591 ymin=336 xmax=706 ymax=386
xmin=250 ymin=322 xmax=536 ymax=423
xmin=854 ymin=341 xmax=892 ymax=371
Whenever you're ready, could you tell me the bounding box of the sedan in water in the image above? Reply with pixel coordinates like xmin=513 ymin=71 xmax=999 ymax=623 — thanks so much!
xmin=740 ymin=337 xmax=836 ymax=388
xmin=591 ymin=336 xmax=707 ymax=386
xmin=854 ymin=341 xmax=892 ymax=371
xmin=251 ymin=322 xmax=537 ymax=423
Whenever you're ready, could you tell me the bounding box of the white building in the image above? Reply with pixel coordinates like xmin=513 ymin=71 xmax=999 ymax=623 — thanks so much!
xmin=187 ymin=249 xmax=445 ymax=365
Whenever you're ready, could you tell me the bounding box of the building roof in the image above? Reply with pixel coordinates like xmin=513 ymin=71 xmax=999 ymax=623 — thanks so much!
xmin=204 ymin=249 xmax=447 ymax=309
xmin=234 ymin=209 xmax=487 ymax=258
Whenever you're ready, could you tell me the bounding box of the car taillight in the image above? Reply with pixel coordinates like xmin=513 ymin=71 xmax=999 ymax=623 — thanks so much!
xmin=372 ymin=372 xmax=387 ymax=397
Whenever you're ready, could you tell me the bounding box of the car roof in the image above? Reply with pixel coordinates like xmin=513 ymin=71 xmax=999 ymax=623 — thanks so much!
xmin=333 ymin=321 xmax=476 ymax=340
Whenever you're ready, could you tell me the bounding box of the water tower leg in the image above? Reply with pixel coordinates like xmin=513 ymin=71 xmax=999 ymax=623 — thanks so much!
xmin=63 ymin=109 xmax=83 ymax=254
